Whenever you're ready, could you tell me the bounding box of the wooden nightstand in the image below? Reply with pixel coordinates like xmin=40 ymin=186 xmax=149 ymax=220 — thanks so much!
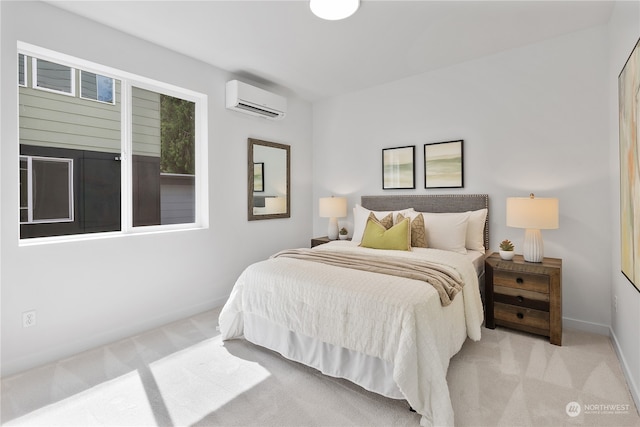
xmin=311 ymin=236 xmax=331 ymax=248
xmin=485 ymin=252 xmax=562 ymax=345
xmin=311 ymin=236 xmax=350 ymax=247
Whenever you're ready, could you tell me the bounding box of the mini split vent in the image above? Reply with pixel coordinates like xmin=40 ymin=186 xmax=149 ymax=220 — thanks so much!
xmin=225 ymin=80 xmax=287 ymax=120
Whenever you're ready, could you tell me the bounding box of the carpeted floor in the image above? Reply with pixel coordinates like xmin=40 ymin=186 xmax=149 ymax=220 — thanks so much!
xmin=2 ymin=307 xmax=638 ymax=426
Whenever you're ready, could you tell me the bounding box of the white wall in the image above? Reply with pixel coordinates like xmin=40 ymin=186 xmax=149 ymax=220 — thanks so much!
xmin=313 ymin=25 xmax=611 ymax=332
xmin=607 ymin=0 xmax=640 ymax=408
xmin=0 ymin=1 xmax=313 ymax=376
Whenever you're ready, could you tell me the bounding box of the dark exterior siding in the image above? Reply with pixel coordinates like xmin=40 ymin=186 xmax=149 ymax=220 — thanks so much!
xmin=20 ymin=145 xmax=121 ymax=238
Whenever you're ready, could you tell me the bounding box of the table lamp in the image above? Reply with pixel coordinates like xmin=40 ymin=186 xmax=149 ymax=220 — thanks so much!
xmin=506 ymin=193 xmax=559 ymax=263
xmin=319 ymin=196 xmax=347 ymax=240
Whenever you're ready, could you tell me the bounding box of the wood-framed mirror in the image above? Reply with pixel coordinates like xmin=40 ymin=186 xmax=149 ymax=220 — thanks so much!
xmin=248 ymin=138 xmax=290 ymax=220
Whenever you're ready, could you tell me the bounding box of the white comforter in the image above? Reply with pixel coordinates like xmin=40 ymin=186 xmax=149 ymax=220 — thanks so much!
xmin=219 ymin=241 xmax=484 ymax=426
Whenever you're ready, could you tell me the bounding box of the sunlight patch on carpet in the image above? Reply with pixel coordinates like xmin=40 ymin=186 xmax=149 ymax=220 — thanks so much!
xmin=4 ymin=371 xmax=154 ymax=426
xmin=149 ymin=336 xmax=271 ymax=425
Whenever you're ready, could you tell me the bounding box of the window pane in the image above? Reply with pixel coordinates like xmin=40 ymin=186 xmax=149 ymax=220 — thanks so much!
xmin=160 ymin=93 xmax=196 ymax=225
xmin=97 ymin=75 xmax=114 ymax=103
xmin=132 ymin=87 xmax=195 ymax=226
xmin=31 ymin=159 xmax=72 ymax=221
xmin=21 ymin=53 xmax=122 ymax=238
xmin=35 ymin=59 xmax=72 ymax=94
xmin=81 ymin=71 xmax=114 ymax=103
xmin=20 ymin=158 xmax=28 ymax=222
xmin=81 ymin=71 xmax=97 ymax=99
xmin=18 ymin=54 xmax=25 ymax=86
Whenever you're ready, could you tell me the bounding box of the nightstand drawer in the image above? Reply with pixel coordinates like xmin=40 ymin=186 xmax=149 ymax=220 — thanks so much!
xmin=494 ymin=302 xmax=550 ymax=331
xmin=494 ymin=270 xmax=549 ymax=294
xmin=494 ymin=285 xmax=549 ymax=311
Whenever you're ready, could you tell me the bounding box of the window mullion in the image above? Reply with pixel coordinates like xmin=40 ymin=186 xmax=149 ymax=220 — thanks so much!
xmin=27 ymin=157 xmax=33 ymax=223
xmin=121 ymin=81 xmax=132 ymax=233
xmin=67 ymin=159 xmax=74 ymax=222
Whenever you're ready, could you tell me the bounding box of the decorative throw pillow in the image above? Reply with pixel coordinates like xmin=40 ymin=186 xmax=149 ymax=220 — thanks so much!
xmin=397 ymin=212 xmax=427 ymax=248
xmin=370 ymin=211 xmax=393 ymax=230
xmin=351 ymin=204 xmax=415 ymax=243
xmin=422 ymin=212 xmax=470 ymax=254
xmin=360 ymin=217 xmax=411 ymax=251
xmin=466 ymin=208 xmax=488 ymax=252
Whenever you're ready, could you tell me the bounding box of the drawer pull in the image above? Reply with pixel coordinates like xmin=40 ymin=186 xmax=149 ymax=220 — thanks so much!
xmin=517 ymin=312 xmax=524 ymax=319
xmin=516 ymin=277 xmax=524 ymax=284
xmin=516 ymin=296 xmax=524 ymax=303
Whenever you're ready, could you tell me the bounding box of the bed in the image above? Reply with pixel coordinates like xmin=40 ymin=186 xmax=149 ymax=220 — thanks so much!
xmin=219 ymin=194 xmax=489 ymax=426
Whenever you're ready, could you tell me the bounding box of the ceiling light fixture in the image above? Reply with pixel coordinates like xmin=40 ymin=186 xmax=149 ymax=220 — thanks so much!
xmin=310 ymin=0 xmax=360 ymax=21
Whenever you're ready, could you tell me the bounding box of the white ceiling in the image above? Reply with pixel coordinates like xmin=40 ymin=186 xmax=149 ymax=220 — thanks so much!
xmin=46 ymin=0 xmax=614 ymax=102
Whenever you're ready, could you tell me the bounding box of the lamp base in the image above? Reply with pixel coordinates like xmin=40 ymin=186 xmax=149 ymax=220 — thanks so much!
xmin=327 ymin=217 xmax=339 ymax=240
xmin=523 ymin=228 xmax=544 ymax=262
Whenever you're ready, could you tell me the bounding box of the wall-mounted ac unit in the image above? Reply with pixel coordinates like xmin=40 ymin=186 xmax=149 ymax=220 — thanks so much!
xmin=225 ymin=80 xmax=286 ymax=120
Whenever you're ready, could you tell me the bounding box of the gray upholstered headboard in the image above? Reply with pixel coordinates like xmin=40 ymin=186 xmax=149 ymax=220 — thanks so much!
xmin=361 ymin=194 xmax=489 ymax=249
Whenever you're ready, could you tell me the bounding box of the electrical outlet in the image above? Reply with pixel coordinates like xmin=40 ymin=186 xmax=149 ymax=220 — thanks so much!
xmin=22 ymin=310 xmax=36 ymax=328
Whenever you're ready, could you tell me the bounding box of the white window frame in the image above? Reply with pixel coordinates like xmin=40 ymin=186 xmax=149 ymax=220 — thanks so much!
xmin=79 ymin=70 xmax=116 ymax=105
xmin=19 ymin=155 xmax=74 ymax=224
xmin=32 ymin=57 xmax=76 ymax=97
xmin=123 ymin=81 xmax=206 ymax=235
xmin=18 ymin=53 xmax=27 ymax=87
xmin=18 ymin=42 xmax=209 ymax=244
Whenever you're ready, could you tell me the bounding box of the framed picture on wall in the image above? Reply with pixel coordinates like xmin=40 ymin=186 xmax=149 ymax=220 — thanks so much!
xmin=424 ymin=140 xmax=464 ymax=189
xmin=253 ymin=162 xmax=264 ymax=192
xmin=382 ymin=146 xmax=415 ymax=189
xmin=618 ymin=37 xmax=640 ymax=293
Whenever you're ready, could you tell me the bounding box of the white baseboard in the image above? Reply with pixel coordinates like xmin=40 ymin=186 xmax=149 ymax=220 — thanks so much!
xmin=1 ymin=295 xmax=229 ymax=378
xmin=610 ymin=327 xmax=640 ymax=416
xmin=563 ymin=316 xmax=640 ymax=416
xmin=563 ymin=316 xmax=611 ymax=336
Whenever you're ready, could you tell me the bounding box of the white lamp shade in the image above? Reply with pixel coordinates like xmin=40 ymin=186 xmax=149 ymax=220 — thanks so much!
xmin=506 ymin=196 xmax=559 ymax=230
xmin=310 ymin=0 xmax=359 ymax=20
xmin=319 ymin=196 xmax=347 ymax=240
xmin=507 ymin=194 xmax=558 ymax=262
xmin=319 ymin=197 xmax=347 ymax=218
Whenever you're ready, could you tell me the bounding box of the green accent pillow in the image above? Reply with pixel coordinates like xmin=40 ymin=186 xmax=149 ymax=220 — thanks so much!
xmin=359 ymin=217 xmax=411 ymax=251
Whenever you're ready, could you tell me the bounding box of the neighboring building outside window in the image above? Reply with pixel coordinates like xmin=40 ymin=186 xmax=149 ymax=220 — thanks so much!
xmin=32 ymin=58 xmax=75 ymax=96
xmin=19 ymin=156 xmax=74 ymax=224
xmin=131 ymin=86 xmax=196 ymax=227
xmin=18 ymin=43 xmax=206 ymax=240
xmin=18 ymin=53 xmax=26 ymax=87
xmin=80 ymin=71 xmax=115 ymax=104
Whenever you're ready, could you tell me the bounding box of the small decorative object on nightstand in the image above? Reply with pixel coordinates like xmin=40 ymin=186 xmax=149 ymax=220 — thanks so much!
xmin=339 ymin=227 xmax=349 ymax=240
xmin=485 ymin=252 xmax=562 ymax=345
xmin=499 ymin=239 xmax=515 ymax=260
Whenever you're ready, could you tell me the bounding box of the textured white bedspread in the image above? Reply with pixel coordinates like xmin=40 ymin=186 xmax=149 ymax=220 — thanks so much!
xmin=219 ymin=241 xmax=484 ymax=426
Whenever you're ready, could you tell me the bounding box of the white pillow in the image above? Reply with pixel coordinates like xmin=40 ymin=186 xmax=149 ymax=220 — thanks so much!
xmin=351 ymin=204 xmax=414 ymax=243
xmin=466 ymin=208 xmax=488 ymax=252
xmin=422 ymin=212 xmax=470 ymax=254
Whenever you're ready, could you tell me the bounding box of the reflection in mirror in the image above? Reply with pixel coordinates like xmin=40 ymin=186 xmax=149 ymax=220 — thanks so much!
xmin=248 ymin=138 xmax=290 ymax=220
